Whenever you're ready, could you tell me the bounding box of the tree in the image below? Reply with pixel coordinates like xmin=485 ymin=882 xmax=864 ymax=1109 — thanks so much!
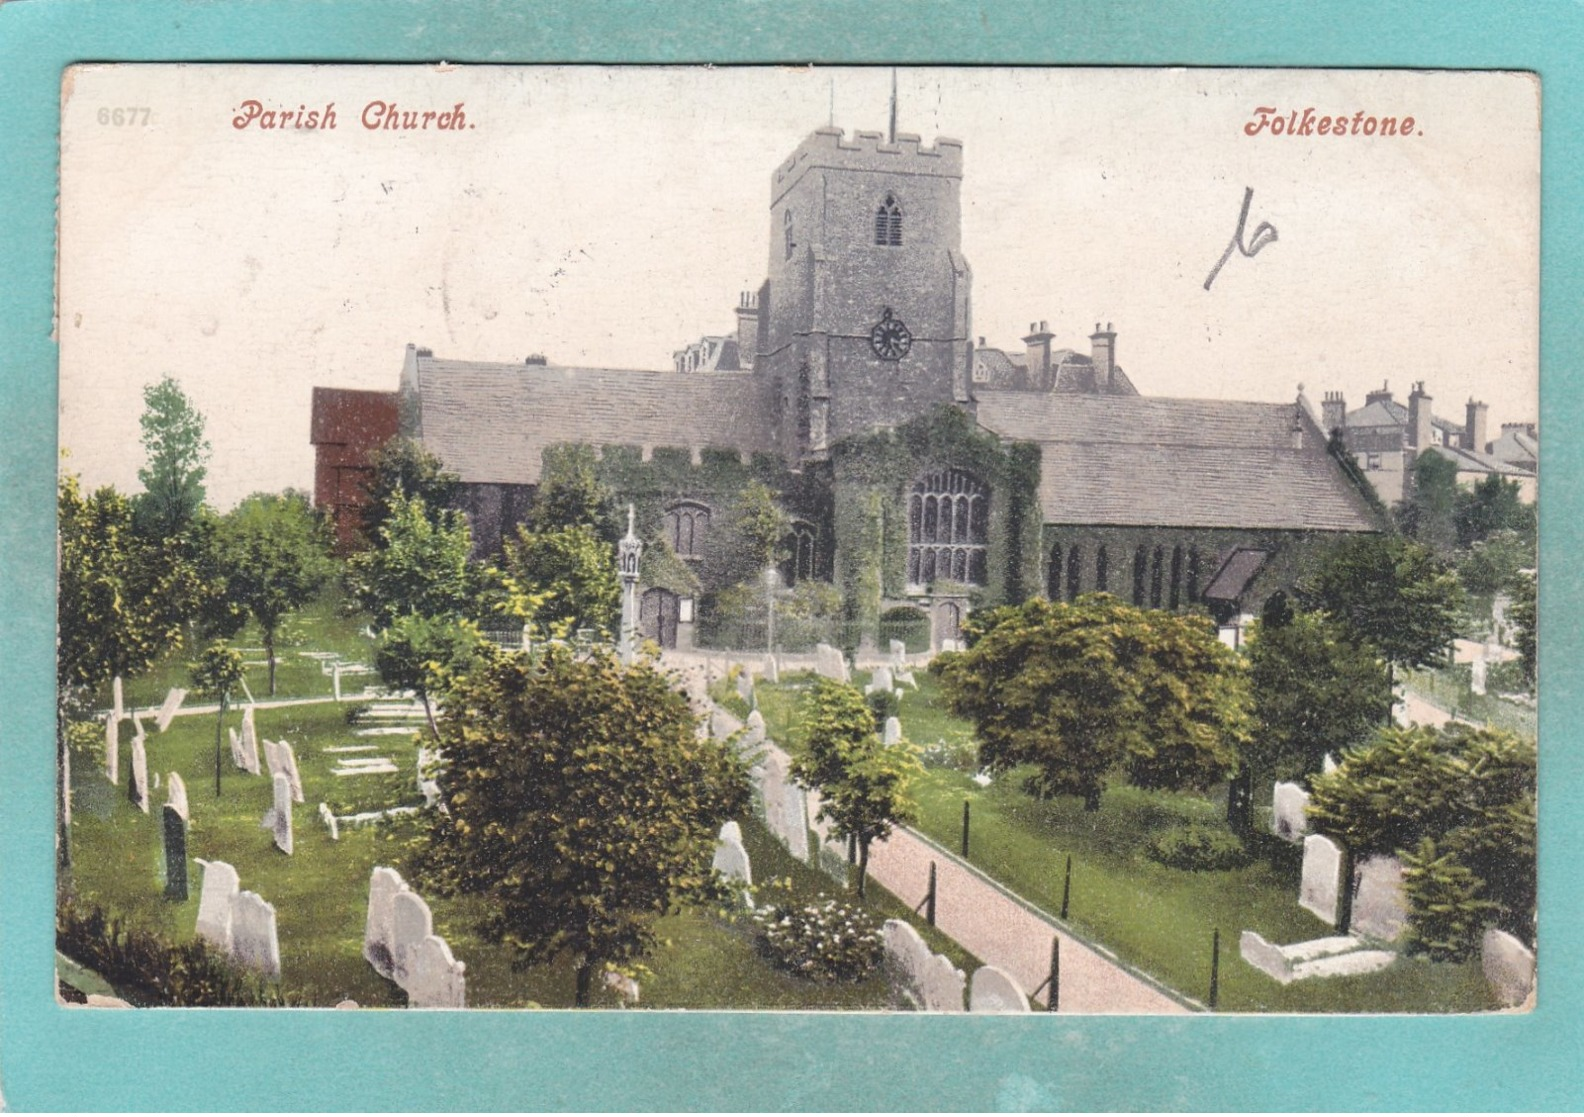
xmin=1456 ymin=529 xmax=1533 ymax=598
xmin=1396 ymin=451 xmax=1459 ymax=556
xmin=1245 ymin=609 xmax=1392 ymax=787
xmin=216 ymin=491 xmax=334 ymax=695
xmin=135 ymin=374 xmax=211 ymax=539
xmin=189 ymin=643 xmax=245 ymax=797
xmin=530 ymin=444 xmax=620 ymax=542
xmin=1510 ymin=570 xmax=1536 ymax=689
xmin=933 ymin=595 xmax=1250 ymax=811
xmin=407 ymin=646 xmax=749 ymax=1005
xmin=362 ymin=437 xmax=460 ymax=540
xmin=1307 ymin=723 xmax=1535 ymax=957
xmin=736 ymin=480 xmax=790 ymax=571
xmin=347 ymin=492 xmax=478 ymax=628
xmin=1300 ymin=534 xmax=1465 ymax=722
xmin=791 ymin=679 xmax=921 ymax=898
xmin=498 ymin=523 xmax=620 ymax=639
xmin=373 ymin=614 xmax=483 ymax=738
xmin=1455 ymin=473 xmax=1534 ymax=550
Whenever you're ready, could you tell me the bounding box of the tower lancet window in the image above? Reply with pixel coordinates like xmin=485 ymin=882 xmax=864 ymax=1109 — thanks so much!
xmin=874 ymin=194 xmax=902 ymax=246
xmin=784 ymin=208 xmax=795 ymax=259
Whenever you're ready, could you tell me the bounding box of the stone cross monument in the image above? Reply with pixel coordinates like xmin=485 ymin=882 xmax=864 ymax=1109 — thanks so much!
xmin=617 ymin=504 xmax=644 ymax=665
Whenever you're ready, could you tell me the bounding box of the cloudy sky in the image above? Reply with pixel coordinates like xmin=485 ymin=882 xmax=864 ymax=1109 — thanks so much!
xmin=59 ymin=65 xmax=1538 ymax=509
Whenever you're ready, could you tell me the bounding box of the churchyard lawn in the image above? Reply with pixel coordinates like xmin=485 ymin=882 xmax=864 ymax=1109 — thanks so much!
xmin=66 ymin=690 xmax=975 ymax=1009
xmin=735 ymin=669 xmax=1496 ymax=1014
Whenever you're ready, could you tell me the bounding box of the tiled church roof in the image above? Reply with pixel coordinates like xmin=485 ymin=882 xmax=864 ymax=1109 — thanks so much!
xmin=975 ymin=392 xmax=1380 ymax=532
xmin=409 ymin=357 xmax=774 ymax=486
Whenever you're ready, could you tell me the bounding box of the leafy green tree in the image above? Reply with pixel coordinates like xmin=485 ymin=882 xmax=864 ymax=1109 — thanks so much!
xmin=373 ymin=614 xmax=483 ymax=738
xmin=347 ymin=492 xmax=477 ymax=628
xmin=530 ymin=444 xmax=620 ymax=542
xmin=1510 ymin=571 xmax=1536 ymax=689
xmin=135 ymin=374 xmax=211 ymax=539
xmin=498 ymin=523 xmax=619 ymax=639
xmin=1456 ymin=529 xmax=1534 ymax=598
xmin=1455 ymin=473 xmax=1534 ymax=550
xmin=407 ymin=646 xmax=749 ymax=1006
xmin=1396 ymin=451 xmax=1459 ymax=556
xmin=736 ymin=480 xmax=791 ymax=571
xmin=1245 ymin=610 xmax=1391 ymax=787
xmin=362 ymin=437 xmax=460 ymax=540
xmin=933 ymin=595 xmax=1250 ymax=811
xmin=188 ymin=643 xmax=245 ymax=797
xmin=1399 ymin=838 xmax=1498 ymax=962
xmin=791 ymin=679 xmax=921 ymax=898
xmin=216 ymin=491 xmax=334 ymax=695
xmin=1301 ymin=534 xmax=1465 ymax=722
xmin=1307 ymin=723 xmax=1535 ymax=955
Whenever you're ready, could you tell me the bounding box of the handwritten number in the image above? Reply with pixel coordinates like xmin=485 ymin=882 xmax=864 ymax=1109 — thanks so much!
xmin=1203 ymin=187 xmax=1278 ymax=291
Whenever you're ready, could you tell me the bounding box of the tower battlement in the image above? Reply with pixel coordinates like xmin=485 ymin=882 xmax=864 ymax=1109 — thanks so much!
xmin=772 ymin=126 xmax=963 ymax=204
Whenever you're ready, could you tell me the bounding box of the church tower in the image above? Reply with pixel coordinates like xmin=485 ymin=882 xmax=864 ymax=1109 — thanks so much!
xmin=757 ymin=125 xmax=973 ymax=463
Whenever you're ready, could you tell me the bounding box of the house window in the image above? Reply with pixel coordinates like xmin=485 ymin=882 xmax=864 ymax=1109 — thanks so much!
xmin=665 ymin=501 xmax=711 ymax=559
xmin=908 ymin=468 xmax=988 ymax=587
xmin=874 ymin=194 xmax=902 ymax=247
xmin=784 ymin=209 xmax=795 ymax=259
xmin=788 ymin=521 xmax=816 ymax=585
xmin=1366 ymin=452 xmax=1382 ymax=470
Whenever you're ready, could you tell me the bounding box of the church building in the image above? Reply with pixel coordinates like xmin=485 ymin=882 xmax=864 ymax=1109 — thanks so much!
xmin=312 ymin=119 xmax=1383 ymax=649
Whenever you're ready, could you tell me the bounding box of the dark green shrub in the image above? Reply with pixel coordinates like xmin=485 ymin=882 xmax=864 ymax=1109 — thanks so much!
xmin=750 ymin=896 xmax=884 ymax=982
xmin=865 ymin=686 xmax=899 ymax=728
xmin=1146 ymin=823 xmax=1251 ymax=871
xmin=1400 ymin=838 xmax=1498 ymax=961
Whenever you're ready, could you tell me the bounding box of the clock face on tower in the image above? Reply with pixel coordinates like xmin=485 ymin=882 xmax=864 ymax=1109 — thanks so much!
xmin=869 ymin=307 xmax=913 ymax=361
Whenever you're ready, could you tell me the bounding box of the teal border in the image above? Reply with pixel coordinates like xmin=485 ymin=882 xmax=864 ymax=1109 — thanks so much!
xmin=2 ymin=1 xmax=1579 ymax=1110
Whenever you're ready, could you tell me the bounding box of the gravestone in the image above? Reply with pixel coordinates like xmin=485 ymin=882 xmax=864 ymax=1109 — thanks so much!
xmin=262 ymin=737 xmax=283 ymax=779
xmin=814 ymin=643 xmax=850 ymax=683
xmin=1350 ymin=855 xmax=1407 ymax=942
xmin=261 ymin=773 xmax=293 ymax=855
xmin=1481 ymin=928 xmax=1535 ymax=1007
xmin=405 ymin=934 xmax=467 ymax=1008
xmin=112 ymin=675 xmax=124 ymax=723
xmin=154 ymin=687 xmax=187 ymax=732
xmin=194 ymin=859 xmax=241 ymax=950
xmin=129 ymin=733 xmax=150 ymax=813
xmin=760 ymin=751 xmax=810 ymax=862
xmin=363 ymin=866 xmax=408 ymax=976
xmin=362 ymin=866 xmax=466 ymax=1007
xmin=890 ymin=638 xmax=907 ymax=667
xmin=710 ymin=706 xmax=740 ymax=741
xmin=104 ymin=714 xmax=119 ymax=784
xmin=1270 ymin=781 xmax=1310 ymax=842
xmin=743 ymin=710 xmax=766 ymax=748
xmin=1323 ymin=753 xmax=1339 ymax=775
xmin=1239 ymin=930 xmax=1396 ymax=984
xmin=1471 ymin=656 xmax=1488 ymax=696
xmin=763 ymin=655 xmax=779 ymax=684
xmin=866 ymin=666 xmax=894 ymax=695
xmin=895 ymin=670 xmax=917 ymax=690
xmin=162 ymin=805 xmax=189 ymax=901
xmin=882 ymin=919 xmax=965 ymax=1012
xmin=883 ymin=717 xmax=902 ymax=746
xmin=238 ymin=707 xmax=261 ymax=774
xmin=969 ymin=965 xmax=1031 ymax=1013
xmin=319 ymin=802 xmax=340 ymax=841
xmin=276 ymin=740 xmax=305 ymax=802
xmin=228 ymin=726 xmax=245 ymax=769
xmin=735 ymin=668 xmax=754 ymax=704
xmin=231 ymin=890 xmax=281 ymax=979
xmin=166 ymin=772 xmax=189 ymax=821
xmin=711 ymin=820 xmax=752 ymax=886
xmin=390 ymin=890 xmax=435 ymax=984
xmin=1299 ymin=834 xmax=1344 ymax=925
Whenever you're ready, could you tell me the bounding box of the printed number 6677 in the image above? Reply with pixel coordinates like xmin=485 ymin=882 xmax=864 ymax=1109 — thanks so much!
xmin=97 ymin=108 xmax=151 ymax=125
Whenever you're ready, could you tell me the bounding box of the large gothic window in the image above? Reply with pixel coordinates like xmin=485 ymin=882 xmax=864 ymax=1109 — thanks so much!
xmin=908 ymin=469 xmax=988 ymax=587
xmin=665 ymin=501 xmax=711 ymax=560
xmin=1066 ymin=545 xmax=1082 ymax=601
xmin=787 ymin=521 xmax=816 ymax=585
xmin=874 ymin=194 xmax=902 ymax=247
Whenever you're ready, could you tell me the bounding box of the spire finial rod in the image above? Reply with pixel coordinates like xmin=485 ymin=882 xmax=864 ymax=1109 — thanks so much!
xmin=888 ymin=68 xmax=898 ymax=143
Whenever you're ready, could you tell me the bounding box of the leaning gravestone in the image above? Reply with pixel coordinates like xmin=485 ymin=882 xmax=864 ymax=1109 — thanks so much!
xmin=890 ymin=639 xmax=907 ymax=667
xmin=194 ymin=859 xmax=241 ymax=951
xmin=711 ymin=820 xmax=752 ymax=886
xmin=104 ymin=714 xmax=119 ymax=784
xmin=735 ymin=668 xmax=755 ymax=704
xmin=363 ymin=866 xmax=466 ymax=1007
xmin=866 ymin=666 xmax=894 ymax=695
xmin=154 ymin=687 xmax=187 ymax=732
xmin=760 ymin=751 xmax=810 ymax=862
xmin=1299 ymin=834 xmax=1345 ymax=925
xmin=166 ymin=772 xmax=189 ymax=821
xmin=228 ymin=726 xmax=245 ymax=770
xmin=882 ymin=919 xmax=965 ymax=1012
xmin=1482 ymin=928 xmax=1536 ymax=1007
xmin=261 ymin=773 xmax=293 ymax=855
xmin=1271 ymin=781 xmax=1310 ymax=842
xmin=128 ymin=733 xmax=150 ymax=813
xmin=763 ymin=654 xmax=779 ymax=684
xmin=276 ymin=740 xmax=305 ymax=803
xmin=163 ymin=804 xmax=189 ymax=901
xmin=238 ymin=707 xmax=261 ymax=774
xmin=319 ymin=802 xmax=340 ymax=841
xmin=743 ymin=710 xmax=766 ymax=748
xmin=1350 ymin=855 xmax=1407 ymax=942
xmin=969 ymin=965 xmax=1032 ymax=1013
xmin=231 ymin=890 xmax=282 ymax=979
xmin=883 ymin=717 xmax=902 ymax=746
xmin=112 ymin=675 xmax=124 ymax=723
xmin=262 ymin=737 xmax=283 ymax=780
xmin=363 ymin=866 xmax=408 ymax=975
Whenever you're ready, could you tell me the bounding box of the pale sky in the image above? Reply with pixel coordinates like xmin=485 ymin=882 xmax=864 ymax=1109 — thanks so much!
xmin=59 ymin=65 xmax=1539 ymax=510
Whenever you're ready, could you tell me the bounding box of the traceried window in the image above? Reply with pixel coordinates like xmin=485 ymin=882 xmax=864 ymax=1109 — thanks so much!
xmin=908 ymin=469 xmax=988 ymax=587
xmin=874 ymin=194 xmax=902 ymax=247
xmin=665 ymin=501 xmax=711 ymax=560
xmin=787 ymin=521 xmax=816 ymax=585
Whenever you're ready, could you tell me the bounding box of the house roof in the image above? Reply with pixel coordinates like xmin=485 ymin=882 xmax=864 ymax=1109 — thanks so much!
xmin=1426 ymin=443 xmax=1536 ymax=478
xmin=407 ymin=356 xmax=774 ymax=486
xmin=972 ymin=347 xmax=1138 ymax=395
xmin=1203 ymin=548 xmax=1270 ymax=602
xmin=1346 ymin=397 xmax=1462 ymax=435
xmin=1489 ymin=427 xmax=1539 ymax=466
xmin=974 ymin=392 xmax=1380 ymax=532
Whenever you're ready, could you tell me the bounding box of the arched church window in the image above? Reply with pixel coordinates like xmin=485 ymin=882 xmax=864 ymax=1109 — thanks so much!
xmin=665 ymin=501 xmax=711 ymax=560
xmin=1046 ymin=542 xmax=1062 ymax=600
xmin=908 ymin=469 xmax=988 ymax=588
xmin=1095 ymin=545 xmax=1109 ymax=593
xmin=1150 ymin=546 xmax=1165 ymax=608
xmin=1066 ymin=545 xmax=1082 ymax=601
xmin=784 ymin=208 xmax=795 ymax=259
xmin=1133 ymin=546 xmax=1148 ymax=605
xmin=787 ymin=521 xmax=816 ymax=585
xmin=1169 ymin=545 xmax=1185 ymax=610
xmin=1187 ymin=547 xmax=1201 ymax=604
xmin=874 ymin=194 xmax=902 ymax=247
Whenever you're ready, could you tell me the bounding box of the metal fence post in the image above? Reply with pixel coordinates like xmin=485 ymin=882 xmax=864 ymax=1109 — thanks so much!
xmin=961 ymin=799 xmax=971 ymax=858
xmin=1047 ymin=935 xmax=1060 ymax=1012
xmin=1209 ymin=928 xmax=1221 ymax=1010
xmin=925 ymin=861 xmax=937 ymax=926
xmin=1060 ymin=853 xmax=1072 ymax=920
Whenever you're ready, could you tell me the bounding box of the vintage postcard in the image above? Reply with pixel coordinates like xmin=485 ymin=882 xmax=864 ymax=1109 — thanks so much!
xmin=54 ymin=63 xmax=1538 ymax=1020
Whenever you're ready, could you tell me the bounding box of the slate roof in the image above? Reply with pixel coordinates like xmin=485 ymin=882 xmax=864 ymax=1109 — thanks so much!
xmin=1426 ymin=443 xmax=1536 ymax=478
xmin=974 ymin=392 xmax=1380 ymax=532
xmin=972 ymin=347 xmax=1138 ymax=395
xmin=407 ymin=357 xmax=774 ymax=486
xmin=1489 ymin=427 xmax=1539 ymax=469
xmin=1203 ymin=548 xmax=1270 ymax=602
xmin=1346 ymin=398 xmax=1463 ymax=437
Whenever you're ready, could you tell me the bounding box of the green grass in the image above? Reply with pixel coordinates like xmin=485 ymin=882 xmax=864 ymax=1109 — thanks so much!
xmin=65 ymin=689 xmax=969 ymax=1009
xmin=740 ymin=668 xmax=1497 ymax=1014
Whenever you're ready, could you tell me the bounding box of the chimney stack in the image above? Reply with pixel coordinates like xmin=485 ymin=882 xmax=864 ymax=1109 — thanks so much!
xmin=1023 ymin=320 xmax=1054 ymax=390
xmin=1090 ymin=322 xmax=1116 ymax=391
xmin=1365 ymin=381 xmax=1394 ymax=407
xmin=734 ymin=290 xmax=759 ymax=371
xmin=1407 ymin=381 xmax=1433 ymax=451
xmin=1465 ymin=398 xmax=1488 ymax=453
xmin=1321 ymin=390 xmax=1347 ymax=437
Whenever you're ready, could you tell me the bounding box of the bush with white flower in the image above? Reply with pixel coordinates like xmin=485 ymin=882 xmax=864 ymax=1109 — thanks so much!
xmin=750 ymin=896 xmax=884 ymax=982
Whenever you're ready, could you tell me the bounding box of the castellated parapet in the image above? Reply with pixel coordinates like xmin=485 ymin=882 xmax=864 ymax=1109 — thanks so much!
xmin=772 ymin=126 xmax=964 ymax=205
